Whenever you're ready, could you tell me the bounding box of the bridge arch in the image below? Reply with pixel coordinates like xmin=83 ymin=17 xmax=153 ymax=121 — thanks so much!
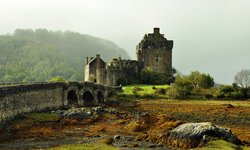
xmin=82 ymin=91 xmax=95 ymax=106
xmin=67 ymin=90 xmax=78 ymax=106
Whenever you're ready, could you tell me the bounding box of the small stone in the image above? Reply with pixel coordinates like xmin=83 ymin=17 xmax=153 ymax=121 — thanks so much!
xmin=114 ymin=135 xmax=121 ymax=140
xmin=127 ymin=137 xmax=133 ymax=141
xmin=157 ymin=144 xmax=164 ymax=147
xmin=148 ymin=144 xmax=156 ymax=148
xmin=121 ymin=144 xmax=128 ymax=147
xmin=131 ymin=143 xmax=139 ymax=147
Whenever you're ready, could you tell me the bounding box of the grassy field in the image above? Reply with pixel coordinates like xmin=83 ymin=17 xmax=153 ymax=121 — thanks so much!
xmin=49 ymin=143 xmax=118 ymax=150
xmin=138 ymin=99 xmax=250 ymax=144
xmin=122 ymin=84 xmax=169 ymax=95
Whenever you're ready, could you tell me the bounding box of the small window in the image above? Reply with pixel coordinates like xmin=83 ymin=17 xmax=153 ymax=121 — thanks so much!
xmin=156 ymin=55 xmax=159 ymax=62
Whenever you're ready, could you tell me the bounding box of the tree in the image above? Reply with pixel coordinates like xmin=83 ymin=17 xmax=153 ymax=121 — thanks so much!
xmin=167 ymin=75 xmax=193 ymax=99
xmin=140 ymin=67 xmax=175 ymax=85
xmin=189 ymin=71 xmax=215 ymax=88
xmin=167 ymin=71 xmax=215 ymax=99
xmin=234 ymin=69 xmax=250 ymax=99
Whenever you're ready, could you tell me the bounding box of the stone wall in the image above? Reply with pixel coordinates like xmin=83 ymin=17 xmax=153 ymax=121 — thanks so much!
xmin=0 ymin=83 xmax=65 ymax=122
xmin=143 ymin=48 xmax=172 ymax=73
xmin=0 ymin=82 xmax=117 ymax=123
xmin=106 ymin=69 xmax=121 ymax=86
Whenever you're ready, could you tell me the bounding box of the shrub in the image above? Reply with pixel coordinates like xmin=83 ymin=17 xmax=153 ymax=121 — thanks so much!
xmin=141 ymin=94 xmax=158 ymax=99
xmin=219 ymin=85 xmax=235 ymax=93
xmin=117 ymin=77 xmax=129 ymax=85
xmin=213 ymin=85 xmax=247 ymax=100
xmin=132 ymin=86 xmax=143 ymax=94
xmin=140 ymin=67 xmax=174 ymax=85
xmin=155 ymin=88 xmax=167 ymax=95
xmin=49 ymin=76 xmax=65 ymax=82
xmin=167 ymin=75 xmax=193 ymax=99
xmin=205 ymin=94 xmax=213 ymax=99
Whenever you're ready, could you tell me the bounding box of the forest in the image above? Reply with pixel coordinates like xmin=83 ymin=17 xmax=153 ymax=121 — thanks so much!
xmin=0 ymin=29 xmax=129 ymax=83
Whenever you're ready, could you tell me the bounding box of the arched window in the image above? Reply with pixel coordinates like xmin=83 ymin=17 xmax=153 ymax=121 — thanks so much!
xmin=156 ymin=55 xmax=159 ymax=62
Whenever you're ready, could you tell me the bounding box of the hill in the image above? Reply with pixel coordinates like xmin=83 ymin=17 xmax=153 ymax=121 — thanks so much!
xmin=0 ymin=29 xmax=130 ymax=82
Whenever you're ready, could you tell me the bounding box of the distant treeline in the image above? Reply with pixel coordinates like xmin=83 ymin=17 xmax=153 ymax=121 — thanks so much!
xmin=0 ymin=29 xmax=129 ymax=83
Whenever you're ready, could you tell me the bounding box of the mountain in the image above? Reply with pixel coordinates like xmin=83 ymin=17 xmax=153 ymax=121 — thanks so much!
xmin=0 ymin=29 xmax=130 ymax=83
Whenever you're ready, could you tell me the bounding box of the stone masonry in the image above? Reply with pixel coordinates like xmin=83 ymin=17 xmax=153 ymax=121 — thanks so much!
xmin=84 ymin=28 xmax=174 ymax=86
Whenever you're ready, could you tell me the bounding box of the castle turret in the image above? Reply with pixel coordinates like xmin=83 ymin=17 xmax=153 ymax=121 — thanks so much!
xmin=136 ymin=27 xmax=173 ymax=74
xmin=154 ymin=27 xmax=160 ymax=34
xmin=85 ymin=57 xmax=89 ymax=64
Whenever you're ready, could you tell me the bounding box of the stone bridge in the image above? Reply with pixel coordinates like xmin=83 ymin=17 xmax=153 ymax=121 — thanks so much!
xmin=0 ymin=82 xmax=121 ymax=122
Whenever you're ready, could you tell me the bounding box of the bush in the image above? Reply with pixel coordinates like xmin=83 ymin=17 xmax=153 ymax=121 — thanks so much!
xmin=166 ymin=75 xmax=193 ymax=99
xmin=49 ymin=76 xmax=66 ymax=82
xmin=140 ymin=67 xmax=174 ymax=85
xmin=205 ymin=94 xmax=213 ymax=99
xmin=141 ymin=94 xmax=159 ymax=99
xmin=117 ymin=77 xmax=129 ymax=85
xmin=132 ymin=86 xmax=143 ymax=94
xmin=155 ymin=88 xmax=167 ymax=95
xmin=219 ymin=85 xmax=235 ymax=93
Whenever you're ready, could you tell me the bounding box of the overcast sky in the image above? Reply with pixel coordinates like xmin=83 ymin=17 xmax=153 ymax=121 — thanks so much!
xmin=1 ymin=0 xmax=250 ymax=84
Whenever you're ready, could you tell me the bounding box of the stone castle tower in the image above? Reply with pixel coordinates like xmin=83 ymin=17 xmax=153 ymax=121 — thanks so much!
xmin=136 ymin=28 xmax=173 ymax=74
xmin=84 ymin=28 xmax=173 ymax=86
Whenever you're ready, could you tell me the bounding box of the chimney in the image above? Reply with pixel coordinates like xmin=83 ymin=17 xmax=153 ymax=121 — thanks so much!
xmin=154 ymin=27 xmax=160 ymax=34
xmin=96 ymin=54 xmax=100 ymax=58
xmin=85 ymin=57 xmax=89 ymax=64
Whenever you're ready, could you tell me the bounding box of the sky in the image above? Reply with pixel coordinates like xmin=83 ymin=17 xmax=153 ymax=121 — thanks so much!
xmin=0 ymin=0 xmax=250 ymax=84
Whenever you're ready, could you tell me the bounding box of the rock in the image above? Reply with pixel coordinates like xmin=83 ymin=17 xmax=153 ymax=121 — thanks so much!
xmin=51 ymin=107 xmax=106 ymax=119
xmin=113 ymin=135 xmax=121 ymax=140
xmin=167 ymin=122 xmax=241 ymax=148
xmin=92 ymin=106 xmax=104 ymax=114
xmin=98 ymin=138 xmax=113 ymax=145
xmin=121 ymin=144 xmax=128 ymax=147
xmin=131 ymin=143 xmax=139 ymax=147
xmin=148 ymin=144 xmax=156 ymax=148
xmin=126 ymin=136 xmax=134 ymax=141
xmin=221 ymin=104 xmax=235 ymax=108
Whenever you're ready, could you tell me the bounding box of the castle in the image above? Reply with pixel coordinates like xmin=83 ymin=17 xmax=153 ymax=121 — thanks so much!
xmin=84 ymin=28 xmax=174 ymax=86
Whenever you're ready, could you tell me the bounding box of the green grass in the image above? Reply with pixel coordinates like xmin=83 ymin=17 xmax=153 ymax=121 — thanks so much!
xmin=48 ymin=143 xmax=119 ymax=150
xmin=12 ymin=112 xmax=60 ymax=128
xmin=152 ymin=99 xmax=250 ymax=107
xmin=24 ymin=113 xmax=60 ymax=123
xmin=122 ymin=84 xmax=170 ymax=95
xmin=199 ymin=140 xmax=249 ymax=150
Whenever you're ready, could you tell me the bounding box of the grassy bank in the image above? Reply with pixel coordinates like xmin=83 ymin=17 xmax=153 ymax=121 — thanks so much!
xmin=49 ymin=143 xmax=118 ymax=150
xmin=120 ymin=84 xmax=170 ymax=99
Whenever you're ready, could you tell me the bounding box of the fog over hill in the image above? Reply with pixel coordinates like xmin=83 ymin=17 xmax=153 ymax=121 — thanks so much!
xmin=0 ymin=29 xmax=130 ymax=82
xmin=1 ymin=1 xmax=250 ymax=84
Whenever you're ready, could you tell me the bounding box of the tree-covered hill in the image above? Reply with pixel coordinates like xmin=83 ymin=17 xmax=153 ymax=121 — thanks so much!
xmin=0 ymin=29 xmax=130 ymax=83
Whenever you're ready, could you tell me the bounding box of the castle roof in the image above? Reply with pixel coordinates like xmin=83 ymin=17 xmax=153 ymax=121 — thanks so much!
xmin=137 ymin=28 xmax=173 ymax=51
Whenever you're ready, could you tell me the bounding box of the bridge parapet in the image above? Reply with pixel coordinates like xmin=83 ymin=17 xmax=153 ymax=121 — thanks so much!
xmin=0 ymin=82 xmax=65 ymax=98
xmin=0 ymin=82 xmax=120 ymax=122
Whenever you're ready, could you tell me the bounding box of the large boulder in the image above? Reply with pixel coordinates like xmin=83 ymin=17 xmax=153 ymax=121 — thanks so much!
xmin=167 ymin=122 xmax=241 ymax=148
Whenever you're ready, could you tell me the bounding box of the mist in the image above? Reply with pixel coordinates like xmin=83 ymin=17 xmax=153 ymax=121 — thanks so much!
xmin=1 ymin=0 xmax=250 ymax=84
